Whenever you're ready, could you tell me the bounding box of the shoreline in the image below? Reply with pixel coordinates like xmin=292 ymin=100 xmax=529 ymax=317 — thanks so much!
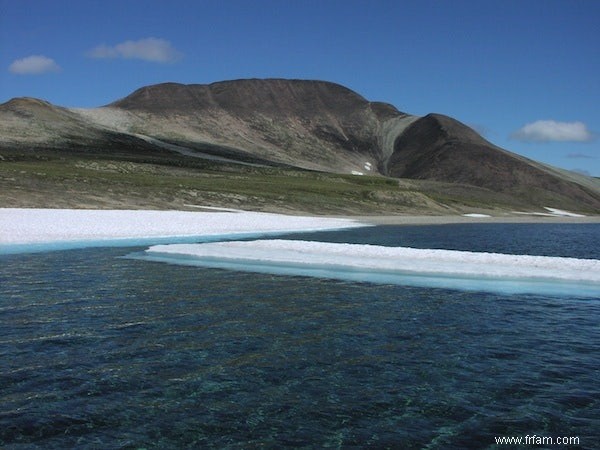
xmin=337 ymin=214 xmax=600 ymax=226
xmin=1 ymin=208 xmax=599 ymax=250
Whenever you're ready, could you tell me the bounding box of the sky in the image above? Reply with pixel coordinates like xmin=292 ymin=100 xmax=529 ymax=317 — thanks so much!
xmin=1 ymin=0 xmax=599 ymax=176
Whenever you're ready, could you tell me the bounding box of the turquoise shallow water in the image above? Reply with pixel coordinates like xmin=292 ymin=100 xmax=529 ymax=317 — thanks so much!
xmin=1 ymin=224 xmax=599 ymax=448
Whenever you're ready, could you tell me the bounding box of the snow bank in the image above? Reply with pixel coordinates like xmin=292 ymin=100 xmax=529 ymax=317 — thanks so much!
xmin=513 ymin=207 xmax=586 ymax=217
xmin=143 ymin=240 xmax=600 ymax=296
xmin=544 ymin=207 xmax=585 ymax=217
xmin=0 ymin=209 xmax=364 ymax=251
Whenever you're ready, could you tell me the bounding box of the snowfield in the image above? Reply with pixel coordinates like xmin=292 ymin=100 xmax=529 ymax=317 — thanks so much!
xmin=0 ymin=208 xmax=364 ymax=247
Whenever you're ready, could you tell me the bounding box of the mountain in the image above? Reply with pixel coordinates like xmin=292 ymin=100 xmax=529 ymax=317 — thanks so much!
xmin=103 ymin=79 xmax=408 ymax=173
xmin=0 ymin=97 xmax=167 ymax=155
xmin=1 ymin=78 xmax=599 ymax=213
xmin=387 ymin=113 xmax=600 ymax=209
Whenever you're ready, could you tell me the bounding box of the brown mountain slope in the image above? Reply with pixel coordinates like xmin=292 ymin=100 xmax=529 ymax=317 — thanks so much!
xmin=0 ymin=97 xmax=170 ymax=156
xmin=387 ymin=114 xmax=600 ymax=209
xmin=1 ymin=78 xmax=599 ymax=212
xmin=105 ymin=79 xmax=407 ymax=173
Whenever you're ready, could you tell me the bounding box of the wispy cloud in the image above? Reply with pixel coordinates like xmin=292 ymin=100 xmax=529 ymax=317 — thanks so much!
xmin=511 ymin=120 xmax=593 ymax=143
xmin=86 ymin=38 xmax=182 ymax=63
xmin=9 ymin=55 xmax=61 ymax=75
xmin=567 ymin=152 xmax=595 ymax=159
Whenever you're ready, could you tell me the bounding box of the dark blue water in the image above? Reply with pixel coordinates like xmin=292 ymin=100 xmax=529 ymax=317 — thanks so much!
xmin=282 ymin=223 xmax=600 ymax=259
xmin=1 ymin=224 xmax=599 ymax=449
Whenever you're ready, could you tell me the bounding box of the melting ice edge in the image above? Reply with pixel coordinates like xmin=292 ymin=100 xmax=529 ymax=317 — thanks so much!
xmin=137 ymin=240 xmax=600 ymax=297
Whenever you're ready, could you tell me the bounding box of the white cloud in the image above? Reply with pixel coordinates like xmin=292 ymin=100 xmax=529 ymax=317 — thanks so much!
xmin=86 ymin=38 xmax=182 ymax=63
xmin=9 ymin=55 xmax=61 ymax=75
xmin=86 ymin=44 xmax=119 ymax=59
xmin=511 ymin=120 xmax=593 ymax=143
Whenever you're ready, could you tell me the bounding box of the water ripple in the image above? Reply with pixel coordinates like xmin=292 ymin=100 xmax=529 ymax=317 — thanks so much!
xmin=1 ymin=225 xmax=599 ymax=448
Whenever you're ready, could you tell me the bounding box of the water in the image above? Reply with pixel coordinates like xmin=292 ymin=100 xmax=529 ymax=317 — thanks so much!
xmin=1 ymin=224 xmax=599 ymax=448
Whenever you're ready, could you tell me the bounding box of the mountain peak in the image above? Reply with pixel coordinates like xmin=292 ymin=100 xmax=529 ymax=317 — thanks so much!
xmin=108 ymin=78 xmax=397 ymax=117
xmin=1 ymin=97 xmax=56 ymax=111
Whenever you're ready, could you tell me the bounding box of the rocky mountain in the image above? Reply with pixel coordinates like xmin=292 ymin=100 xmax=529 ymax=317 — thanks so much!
xmin=1 ymin=78 xmax=599 ymax=212
xmin=102 ymin=79 xmax=410 ymax=173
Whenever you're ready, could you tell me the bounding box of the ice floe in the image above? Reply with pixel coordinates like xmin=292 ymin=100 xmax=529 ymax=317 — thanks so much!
xmin=142 ymin=240 xmax=600 ymax=296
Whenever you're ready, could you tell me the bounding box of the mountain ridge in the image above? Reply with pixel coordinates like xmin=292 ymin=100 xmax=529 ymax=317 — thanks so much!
xmin=1 ymin=78 xmax=599 ymax=212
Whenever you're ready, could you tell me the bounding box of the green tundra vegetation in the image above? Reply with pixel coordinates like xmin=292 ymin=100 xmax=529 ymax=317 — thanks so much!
xmin=0 ymin=148 xmax=559 ymax=215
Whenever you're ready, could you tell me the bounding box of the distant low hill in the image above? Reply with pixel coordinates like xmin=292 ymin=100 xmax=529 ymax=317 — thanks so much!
xmin=1 ymin=78 xmax=599 ymax=213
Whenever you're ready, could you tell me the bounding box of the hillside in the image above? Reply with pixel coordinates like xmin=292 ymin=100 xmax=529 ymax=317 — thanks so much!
xmin=103 ymin=79 xmax=406 ymax=173
xmin=1 ymin=79 xmax=599 ymax=214
xmin=387 ymin=114 xmax=600 ymax=209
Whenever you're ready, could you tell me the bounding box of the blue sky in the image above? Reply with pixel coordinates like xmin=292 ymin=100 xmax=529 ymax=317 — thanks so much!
xmin=1 ymin=0 xmax=598 ymax=175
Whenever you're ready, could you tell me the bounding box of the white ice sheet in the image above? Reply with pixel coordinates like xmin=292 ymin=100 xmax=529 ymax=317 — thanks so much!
xmin=0 ymin=208 xmax=365 ymax=254
xmin=143 ymin=240 xmax=600 ymax=296
xmin=0 ymin=209 xmax=363 ymax=245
